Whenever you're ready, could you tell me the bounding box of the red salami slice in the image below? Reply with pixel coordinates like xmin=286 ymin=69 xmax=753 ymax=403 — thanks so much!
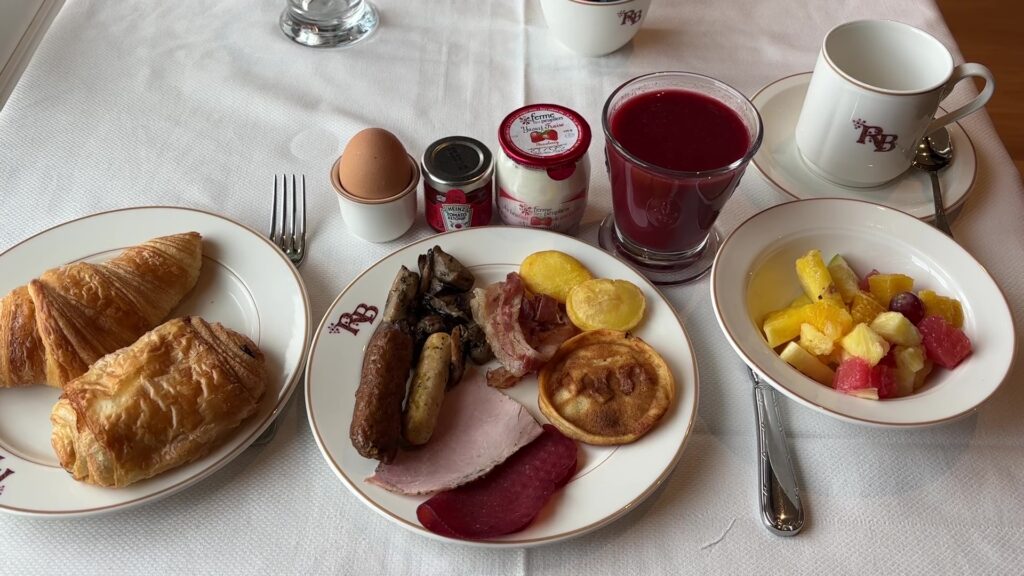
xmin=417 ymin=424 xmax=578 ymax=539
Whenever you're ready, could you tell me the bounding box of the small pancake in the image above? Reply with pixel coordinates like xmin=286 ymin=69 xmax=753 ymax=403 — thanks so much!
xmin=538 ymin=330 xmax=674 ymax=445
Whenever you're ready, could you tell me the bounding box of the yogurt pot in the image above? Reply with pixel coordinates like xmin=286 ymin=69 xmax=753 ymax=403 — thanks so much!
xmin=330 ymin=155 xmax=420 ymax=243
xmin=496 ymin=103 xmax=591 ymax=234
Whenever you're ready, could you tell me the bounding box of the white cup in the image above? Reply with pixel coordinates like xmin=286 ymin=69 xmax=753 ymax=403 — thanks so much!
xmin=330 ymin=155 xmax=419 ymax=243
xmin=539 ymin=0 xmax=651 ymax=57
xmin=795 ymin=20 xmax=994 ymax=188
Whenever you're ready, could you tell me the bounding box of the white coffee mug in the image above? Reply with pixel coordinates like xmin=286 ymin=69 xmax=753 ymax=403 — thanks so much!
xmin=795 ymin=20 xmax=994 ymax=188
xmin=539 ymin=0 xmax=651 ymax=57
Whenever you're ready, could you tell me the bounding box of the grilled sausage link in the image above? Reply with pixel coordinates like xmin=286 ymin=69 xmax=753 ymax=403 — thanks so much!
xmin=402 ymin=332 xmax=451 ymax=446
xmin=350 ymin=323 xmax=414 ymax=463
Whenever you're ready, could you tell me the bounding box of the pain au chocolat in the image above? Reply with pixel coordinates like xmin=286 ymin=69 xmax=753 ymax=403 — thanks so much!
xmin=538 ymin=330 xmax=673 ymax=445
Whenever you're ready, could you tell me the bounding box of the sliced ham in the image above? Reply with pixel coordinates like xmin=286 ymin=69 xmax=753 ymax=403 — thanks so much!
xmin=417 ymin=424 xmax=578 ymax=540
xmin=367 ymin=371 xmax=542 ymax=495
xmin=470 ymin=272 xmax=578 ymax=387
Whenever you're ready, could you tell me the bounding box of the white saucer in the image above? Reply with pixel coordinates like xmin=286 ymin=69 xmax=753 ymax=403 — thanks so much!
xmin=750 ymin=73 xmax=977 ymax=220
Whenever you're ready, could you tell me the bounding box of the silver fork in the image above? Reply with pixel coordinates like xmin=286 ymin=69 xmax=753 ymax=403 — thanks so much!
xmin=269 ymin=174 xmax=307 ymax=267
xmin=252 ymin=175 xmax=307 ymax=447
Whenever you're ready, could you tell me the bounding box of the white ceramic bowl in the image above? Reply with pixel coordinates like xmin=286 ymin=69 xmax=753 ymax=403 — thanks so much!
xmin=539 ymin=0 xmax=651 ymax=57
xmin=711 ymin=198 xmax=1015 ymax=427
xmin=330 ymin=155 xmax=419 ymax=243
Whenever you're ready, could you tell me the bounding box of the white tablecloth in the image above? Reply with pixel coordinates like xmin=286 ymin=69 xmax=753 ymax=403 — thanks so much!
xmin=2 ymin=0 xmax=1023 ymax=573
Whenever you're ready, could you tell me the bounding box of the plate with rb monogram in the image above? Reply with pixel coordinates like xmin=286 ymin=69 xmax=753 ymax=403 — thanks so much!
xmin=750 ymin=72 xmax=977 ymax=220
xmin=304 ymin=226 xmax=699 ymax=547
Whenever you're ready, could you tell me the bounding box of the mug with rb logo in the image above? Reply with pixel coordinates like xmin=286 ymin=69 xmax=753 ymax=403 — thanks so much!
xmin=795 ymin=19 xmax=994 ymax=188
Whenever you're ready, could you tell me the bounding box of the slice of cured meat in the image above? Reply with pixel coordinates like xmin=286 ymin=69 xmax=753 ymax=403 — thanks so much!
xmin=470 ymin=272 xmax=578 ymax=387
xmin=416 ymin=424 xmax=578 ymax=540
xmin=367 ymin=371 xmax=542 ymax=495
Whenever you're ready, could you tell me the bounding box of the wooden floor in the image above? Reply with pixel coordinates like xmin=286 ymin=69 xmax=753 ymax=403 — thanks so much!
xmin=935 ymin=0 xmax=1024 ymax=176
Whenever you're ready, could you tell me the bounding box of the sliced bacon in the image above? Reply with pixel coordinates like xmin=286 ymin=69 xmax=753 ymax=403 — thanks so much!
xmin=470 ymin=273 xmax=544 ymax=378
xmin=470 ymin=273 xmax=578 ymax=388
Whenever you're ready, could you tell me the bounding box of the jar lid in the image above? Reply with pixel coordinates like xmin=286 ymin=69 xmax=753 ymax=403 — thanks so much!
xmin=498 ymin=103 xmax=592 ymax=170
xmin=421 ymin=136 xmax=493 ymax=190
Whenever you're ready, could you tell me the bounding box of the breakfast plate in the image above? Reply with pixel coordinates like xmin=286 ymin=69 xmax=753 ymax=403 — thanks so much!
xmin=0 ymin=206 xmax=311 ymax=516
xmin=306 ymin=227 xmax=699 ymax=546
xmin=710 ymin=198 xmax=1014 ymax=427
xmin=750 ymin=73 xmax=977 ymax=220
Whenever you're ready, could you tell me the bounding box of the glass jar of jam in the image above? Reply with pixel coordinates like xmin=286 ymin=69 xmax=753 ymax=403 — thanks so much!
xmin=496 ymin=103 xmax=591 ymax=234
xmin=421 ymin=136 xmax=494 ymax=232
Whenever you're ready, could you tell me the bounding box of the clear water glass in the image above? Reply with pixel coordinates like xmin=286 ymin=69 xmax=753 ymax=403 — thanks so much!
xmin=280 ymin=0 xmax=379 ymax=48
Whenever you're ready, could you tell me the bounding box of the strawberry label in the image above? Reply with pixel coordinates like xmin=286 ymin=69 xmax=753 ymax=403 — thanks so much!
xmin=507 ymin=107 xmax=581 ymax=159
xmin=497 ymin=187 xmax=586 ymax=233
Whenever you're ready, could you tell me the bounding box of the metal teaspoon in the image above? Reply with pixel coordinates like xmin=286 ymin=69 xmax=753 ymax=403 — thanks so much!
xmin=912 ymin=127 xmax=955 ymax=238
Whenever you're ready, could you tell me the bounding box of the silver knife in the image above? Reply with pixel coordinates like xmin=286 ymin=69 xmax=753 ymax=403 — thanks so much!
xmin=749 ymin=366 xmax=804 ymax=536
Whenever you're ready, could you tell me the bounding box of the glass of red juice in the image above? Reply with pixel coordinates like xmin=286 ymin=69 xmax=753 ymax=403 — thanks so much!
xmin=599 ymin=72 xmax=763 ymax=284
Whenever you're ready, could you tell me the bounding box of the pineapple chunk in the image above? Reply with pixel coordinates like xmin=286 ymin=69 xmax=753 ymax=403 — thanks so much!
xmin=839 ymin=323 xmax=891 ymax=366
xmin=763 ymin=305 xmax=806 ymax=348
xmin=780 ymin=342 xmax=836 ymax=385
xmin=919 ymin=290 xmax=964 ymax=328
xmin=893 ymin=345 xmax=926 ymax=397
xmin=790 ymin=294 xmax=813 ymax=308
xmin=850 ymin=388 xmax=880 ymax=400
xmin=799 ymin=323 xmax=834 ymax=355
xmin=850 ymin=290 xmax=886 ymax=325
xmin=796 ymin=250 xmax=843 ymax=306
xmin=870 ymin=311 xmax=922 ymax=346
xmin=827 ymin=254 xmax=861 ymax=303
xmin=868 ymin=274 xmax=914 ymax=308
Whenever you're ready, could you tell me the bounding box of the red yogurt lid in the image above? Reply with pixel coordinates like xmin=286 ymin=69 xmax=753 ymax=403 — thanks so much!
xmin=498 ymin=104 xmax=592 ymax=170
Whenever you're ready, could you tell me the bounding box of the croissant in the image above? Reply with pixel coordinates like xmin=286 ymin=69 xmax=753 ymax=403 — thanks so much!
xmin=0 ymin=232 xmax=202 ymax=388
xmin=51 ymin=316 xmax=267 ymax=487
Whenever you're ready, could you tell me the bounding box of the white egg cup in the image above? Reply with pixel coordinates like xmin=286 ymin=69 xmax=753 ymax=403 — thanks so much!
xmin=540 ymin=0 xmax=651 ymax=57
xmin=330 ymin=155 xmax=419 ymax=243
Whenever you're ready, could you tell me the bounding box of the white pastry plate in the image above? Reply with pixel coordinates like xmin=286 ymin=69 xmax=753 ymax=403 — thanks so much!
xmin=306 ymin=227 xmax=699 ymax=547
xmin=751 ymin=72 xmax=977 ymax=220
xmin=0 ymin=206 xmax=310 ymax=516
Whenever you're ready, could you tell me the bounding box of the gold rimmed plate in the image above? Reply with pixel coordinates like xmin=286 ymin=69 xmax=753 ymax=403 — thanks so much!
xmin=305 ymin=226 xmax=699 ymax=546
xmin=0 ymin=207 xmax=311 ymax=516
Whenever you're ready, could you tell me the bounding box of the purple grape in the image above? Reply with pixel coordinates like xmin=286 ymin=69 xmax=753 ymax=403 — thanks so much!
xmin=889 ymin=292 xmax=925 ymax=324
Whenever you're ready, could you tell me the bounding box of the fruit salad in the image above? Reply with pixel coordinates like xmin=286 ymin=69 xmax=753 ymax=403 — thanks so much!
xmin=761 ymin=249 xmax=972 ymax=400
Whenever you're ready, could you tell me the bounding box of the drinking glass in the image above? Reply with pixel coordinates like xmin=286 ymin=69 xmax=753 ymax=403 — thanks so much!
xmin=280 ymin=0 xmax=379 ymax=48
xmin=598 ymin=72 xmax=763 ymax=284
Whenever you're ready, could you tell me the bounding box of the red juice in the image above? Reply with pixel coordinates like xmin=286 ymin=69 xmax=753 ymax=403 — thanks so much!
xmin=607 ymin=89 xmax=751 ymax=254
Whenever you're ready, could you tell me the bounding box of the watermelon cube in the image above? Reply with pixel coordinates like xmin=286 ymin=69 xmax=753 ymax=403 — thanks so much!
xmin=917 ymin=316 xmax=972 ymax=369
xmin=834 ymin=357 xmax=896 ymax=400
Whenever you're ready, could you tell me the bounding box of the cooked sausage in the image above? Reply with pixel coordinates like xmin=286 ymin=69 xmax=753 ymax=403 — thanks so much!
xmin=350 ymin=323 xmax=414 ymax=463
xmin=402 ymin=332 xmax=451 ymax=446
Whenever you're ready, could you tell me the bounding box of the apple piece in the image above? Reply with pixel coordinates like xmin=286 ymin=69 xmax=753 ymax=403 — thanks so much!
xmin=780 ymin=341 xmax=836 ymax=386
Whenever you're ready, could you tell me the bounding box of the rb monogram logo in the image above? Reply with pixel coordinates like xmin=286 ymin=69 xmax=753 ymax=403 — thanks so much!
xmin=852 ymin=119 xmax=898 ymax=152
xmin=0 ymin=454 xmax=13 ymax=496
xmin=617 ymin=9 xmax=643 ymax=26
xmin=328 ymin=303 xmax=379 ymax=336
